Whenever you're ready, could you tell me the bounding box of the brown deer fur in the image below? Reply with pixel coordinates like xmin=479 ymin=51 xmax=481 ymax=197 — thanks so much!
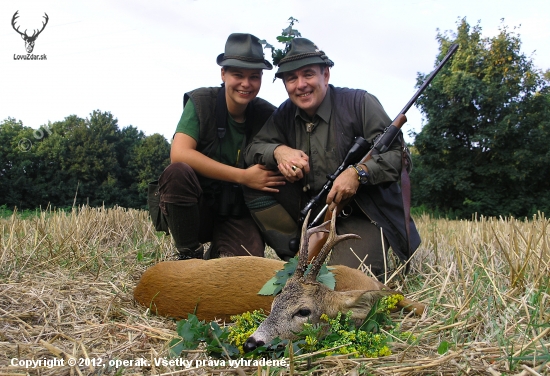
xmin=133 ymin=256 xmax=425 ymax=322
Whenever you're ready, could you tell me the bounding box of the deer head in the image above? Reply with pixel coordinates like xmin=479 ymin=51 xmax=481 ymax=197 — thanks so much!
xmin=12 ymin=11 xmax=49 ymax=53
xmin=243 ymin=209 xmax=397 ymax=351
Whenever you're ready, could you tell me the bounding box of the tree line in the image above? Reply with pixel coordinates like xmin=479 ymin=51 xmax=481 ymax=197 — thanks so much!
xmin=1 ymin=19 xmax=549 ymax=218
xmin=411 ymin=19 xmax=550 ymax=218
xmin=0 ymin=111 xmax=170 ymax=210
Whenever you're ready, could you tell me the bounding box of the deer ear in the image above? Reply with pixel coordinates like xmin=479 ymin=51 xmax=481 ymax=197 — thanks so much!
xmin=338 ymin=289 xmax=400 ymax=318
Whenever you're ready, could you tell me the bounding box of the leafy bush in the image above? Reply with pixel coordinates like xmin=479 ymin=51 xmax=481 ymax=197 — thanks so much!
xmin=169 ymin=294 xmax=411 ymax=362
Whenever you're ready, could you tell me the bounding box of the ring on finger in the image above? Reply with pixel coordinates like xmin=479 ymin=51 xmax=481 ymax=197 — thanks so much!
xmin=291 ymin=165 xmax=298 ymax=172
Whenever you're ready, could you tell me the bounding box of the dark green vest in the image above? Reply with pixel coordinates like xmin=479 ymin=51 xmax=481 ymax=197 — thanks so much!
xmin=184 ymin=86 xmax=276 ymax=165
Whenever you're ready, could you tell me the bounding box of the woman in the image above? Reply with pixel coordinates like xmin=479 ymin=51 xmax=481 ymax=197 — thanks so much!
xmin=158 ymin=33 xmax=285 ymax=260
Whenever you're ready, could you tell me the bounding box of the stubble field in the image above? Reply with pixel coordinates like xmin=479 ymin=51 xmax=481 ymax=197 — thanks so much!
xmin=0 ymin=206 xmax=548 ymax=375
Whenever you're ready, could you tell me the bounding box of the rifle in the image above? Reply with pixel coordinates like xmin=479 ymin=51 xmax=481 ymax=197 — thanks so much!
xmin=292 ymin=43 xmax=459 ymax=261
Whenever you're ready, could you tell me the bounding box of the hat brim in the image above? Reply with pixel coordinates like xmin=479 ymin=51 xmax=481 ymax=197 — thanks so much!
xmin=216 ymin=54 xmax=273 ymax=70
xmin=275 ymin=56 xmax=327 ymax=78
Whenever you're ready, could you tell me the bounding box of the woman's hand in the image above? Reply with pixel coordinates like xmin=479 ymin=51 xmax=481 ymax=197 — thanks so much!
xmin=241 ymin=164 xmax=286 ymax=192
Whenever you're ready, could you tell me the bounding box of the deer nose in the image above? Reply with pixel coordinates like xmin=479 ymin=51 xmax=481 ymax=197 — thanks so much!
xmin=243 ymin=337 xmax=264 ymax=353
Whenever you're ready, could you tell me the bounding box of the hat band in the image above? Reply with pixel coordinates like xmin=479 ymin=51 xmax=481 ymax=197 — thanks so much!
xmin=279 ymin=51 xmax=333 ymax=66
xmin=222 ymin=54 xmax=265 ymax=63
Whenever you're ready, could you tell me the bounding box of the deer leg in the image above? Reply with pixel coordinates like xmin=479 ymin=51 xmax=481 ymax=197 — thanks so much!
xmin=395 ymin=297 xmax=426 ymax=316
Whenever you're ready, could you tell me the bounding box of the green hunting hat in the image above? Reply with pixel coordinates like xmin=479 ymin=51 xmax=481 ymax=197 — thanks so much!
xmin=275 ymin=38 xmax=334 ymax=78
xmin=217 ymin=33 xmax=273 ymax=70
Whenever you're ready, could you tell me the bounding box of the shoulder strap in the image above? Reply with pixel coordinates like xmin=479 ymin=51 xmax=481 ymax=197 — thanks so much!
xmin=215 ymin=84 xmax=227 ymax=140
xmin=400 ymin=137 xmax=413 ymax=269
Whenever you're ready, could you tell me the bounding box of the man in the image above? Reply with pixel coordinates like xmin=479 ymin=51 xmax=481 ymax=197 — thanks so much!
xmin=243 ymin=38 xmax=420 ymax=276
xmin=157 ymin=33 xmax=284 ymax=260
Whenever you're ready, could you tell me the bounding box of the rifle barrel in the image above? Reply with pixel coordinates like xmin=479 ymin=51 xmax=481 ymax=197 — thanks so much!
xmin=399 ymin=43 xmax=458 ymax=116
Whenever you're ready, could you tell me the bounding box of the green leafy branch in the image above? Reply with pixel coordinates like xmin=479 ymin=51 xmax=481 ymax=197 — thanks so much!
xmin=257 ymin=256 xmax=335 ymax=296
xmin=169 ymin=314 xmax=240 ymax=359
xmin=169 ymin=294 xmax=414 ymax=361
xmin=260 ymin=17 xmax=301 ymax=67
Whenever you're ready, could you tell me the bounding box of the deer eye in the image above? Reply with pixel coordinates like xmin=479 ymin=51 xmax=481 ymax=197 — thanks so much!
xmin=295 ymin=309 xmax=311 ymax=317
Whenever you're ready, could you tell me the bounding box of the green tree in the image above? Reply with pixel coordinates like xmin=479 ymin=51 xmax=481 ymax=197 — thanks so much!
xmin=0 ymin=118 xmax=40 ymax=208
xmin=1 ymin=112 xmax=171 ymax=210
xmin=56 ymin=111 xmax=121 ymax=207
xmin=128 ymin=133 xmax=171 ymax=207
xmin=34 ymin=116 xmax=85 ymax=207
xmin=115 ymin=125 xmax=147 ymax=207
xmin=0 ymin=118 xmax=23 ymax=206
xmin=411 ymin=19 xmax=550 ymax=218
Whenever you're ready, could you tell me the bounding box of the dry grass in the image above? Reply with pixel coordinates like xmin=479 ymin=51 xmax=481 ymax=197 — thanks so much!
xmin=0 ymin=207 xmax=548 ymax=375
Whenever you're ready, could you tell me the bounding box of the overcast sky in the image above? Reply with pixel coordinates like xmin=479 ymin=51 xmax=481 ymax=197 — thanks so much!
xmin=1 ymin=0 xmax=549 ymax=144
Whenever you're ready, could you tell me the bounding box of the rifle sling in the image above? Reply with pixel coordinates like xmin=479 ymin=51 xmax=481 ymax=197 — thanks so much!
xmin=400 ymin=138 xmax=413 ymax=269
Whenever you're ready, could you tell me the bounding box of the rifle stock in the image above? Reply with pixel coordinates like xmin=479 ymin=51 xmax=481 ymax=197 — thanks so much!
xmin=306 ymin=44 xmax=459 ymax=262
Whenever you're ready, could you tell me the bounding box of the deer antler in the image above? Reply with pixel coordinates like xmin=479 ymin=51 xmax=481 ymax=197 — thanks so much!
xmin=11 ymin=11 xmax=49 ymax=39
xmin=31 ymin=13 xmax=49 ymax=39
xmin=304 ymin=208 xmax=360 ymax=283
xmin=293 ymin=210 xmax=312 ymax=279
xmin=11 ymin=11 xmax=25 ymax=37
xmin=292 ymin=209 xmax=332 ymax=280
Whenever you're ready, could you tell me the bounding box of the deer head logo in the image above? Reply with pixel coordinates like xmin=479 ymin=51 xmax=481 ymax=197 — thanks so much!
xmin=12 ymin=11 xmax=49 ymax=54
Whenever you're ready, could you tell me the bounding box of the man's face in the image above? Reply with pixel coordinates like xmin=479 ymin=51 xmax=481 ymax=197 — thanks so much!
xmin=221 ymin=67 xmax=262 ymax=109
xmin=282 ymin=64 xmax=330 ymax=118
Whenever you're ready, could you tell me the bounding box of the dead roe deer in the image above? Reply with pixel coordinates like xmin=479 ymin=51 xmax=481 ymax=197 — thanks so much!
xmin=134 ymin=210 xmax=425 ymax=325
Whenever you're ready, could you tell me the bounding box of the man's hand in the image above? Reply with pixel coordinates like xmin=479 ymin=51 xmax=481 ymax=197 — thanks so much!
xmin=241 ymin=164 xmax=286 ymax=192
xmin=326 ymin=167 xmax=360 ymax=211
xmin=274 ymin=145 xmax=310 ymax=182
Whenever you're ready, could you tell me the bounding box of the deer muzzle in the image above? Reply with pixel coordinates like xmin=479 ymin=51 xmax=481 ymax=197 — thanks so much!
xmin=243 ymin=337 xmax=264 ymax=352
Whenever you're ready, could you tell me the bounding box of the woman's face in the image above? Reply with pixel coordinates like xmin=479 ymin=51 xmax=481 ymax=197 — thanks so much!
xmin=221 ymin=67 xmax=263 ymax=111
